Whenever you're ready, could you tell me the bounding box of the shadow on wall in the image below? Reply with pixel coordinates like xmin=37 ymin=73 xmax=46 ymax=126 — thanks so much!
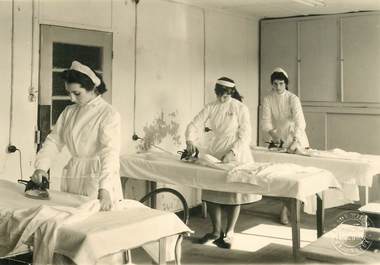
xmin=136 ymin=110 xmax=181 ymax=153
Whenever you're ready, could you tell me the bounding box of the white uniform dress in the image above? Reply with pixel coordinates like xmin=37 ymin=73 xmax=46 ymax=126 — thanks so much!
xmin=261 ymin=90 xmax=309 ymax=148
xmin=35 ymin=96 xmax=123 ymax=202
xmin=186 ymin=97 xmax=261 ymax=205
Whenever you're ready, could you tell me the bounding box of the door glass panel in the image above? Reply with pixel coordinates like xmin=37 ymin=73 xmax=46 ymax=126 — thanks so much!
xmin=53 ymin=42 xmax=103 ymax=70
xmin=52 ymin=71 xmax=67 ymax=96
xmin=52 ymin=100 xmax=74 ymax=125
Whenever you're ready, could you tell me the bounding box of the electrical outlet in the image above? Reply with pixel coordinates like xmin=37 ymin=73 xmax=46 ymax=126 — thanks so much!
xmin=7 ymin=145 xmax=17 ymax=153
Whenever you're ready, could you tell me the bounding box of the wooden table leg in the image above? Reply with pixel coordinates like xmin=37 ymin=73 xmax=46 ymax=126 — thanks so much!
xmin=149 ymin=181 xmax=157 ymax=209
xmin=316 ymin=193 xmax=325 ymax=238
xmin=202 ymin=201 xmax=207 ymax=219
xmin=290 ymin=198 xmax=301 ymax=261
xmin=159 ymin=237 xmax=167 ymax=265
xmin=175 ymin=234 xmax=183 ymax=265
xmin=120 ymin=177 xmax=129 ymax=199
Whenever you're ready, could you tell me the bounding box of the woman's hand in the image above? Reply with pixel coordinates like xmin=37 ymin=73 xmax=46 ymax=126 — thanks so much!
xmin=269 ymin=129 xmax=280 ymax=143
xmin=31 ymin=169 xmax=48 ymax=184
xmin=287 ymin=139 xmax=298 ymax=154
xmin=222 ymin=150 xmax=236 ymax=163
xmin=98 ymin=189 xmax=112 ymax=211
xmin=186 ymin=140 xmax=197 ymax=155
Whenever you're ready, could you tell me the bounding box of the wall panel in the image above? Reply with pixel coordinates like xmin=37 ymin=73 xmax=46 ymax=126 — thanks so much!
xmin=260 ymin=20 xmax=297 ymax=100
xmin=39 ymin=0 xmax=112 ymax=30
xmin=0 ymin=1 xmax=12 ymax=175
xmin=133 ymin=0 xmax=204 ymax=209
xmin=327 ymin=113 xmax=380 ymax=155
xmin=304 ymin=111 xmax=326 ymax=150
xmin=206 ymin=12 xmax=259 ymax=143
xmin=299 ymin=18 xmax=338 ymax=102
xmin=342 ymin=14 xmax=380 ymax=103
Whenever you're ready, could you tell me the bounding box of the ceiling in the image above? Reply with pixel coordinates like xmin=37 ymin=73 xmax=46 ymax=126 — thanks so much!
xmin=172 ymin=0 xmax=380 ymax=18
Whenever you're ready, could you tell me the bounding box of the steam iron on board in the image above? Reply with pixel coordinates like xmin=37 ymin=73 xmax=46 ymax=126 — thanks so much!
xmin=178 ymin=148 xmax=199 ymax=162
xmin=18 ymin=176 xmax=50 ymax=200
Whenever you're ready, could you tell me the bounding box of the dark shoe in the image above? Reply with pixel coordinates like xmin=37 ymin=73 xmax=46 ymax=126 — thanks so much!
xmin=198 ymin=233 xmax=219 ymax=244
xmin=213 ymin=231 xmax=232 ymax=249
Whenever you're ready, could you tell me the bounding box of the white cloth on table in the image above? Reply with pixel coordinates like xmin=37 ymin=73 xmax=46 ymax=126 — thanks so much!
xmin=0 ymin=179 xmax=191 ymax=265
xmin=306 ymin=148 xmax=363 ymax=161
xmin=35 ymin=95 xmax=123 ymax=202
xmin=120 ymin=152 xmax=340 ymax=213
xmin=0 ymin=199 xmax=100 ymax=265
xmin=55 ymin=200 xmax=190 ymax=265
xmin=261 ymin=90 xmax=309 ymax=148
xmin=251 ymin=146 xmax=380 ymax=211
xmin=227 ymin=162 xmax=341 ymax=213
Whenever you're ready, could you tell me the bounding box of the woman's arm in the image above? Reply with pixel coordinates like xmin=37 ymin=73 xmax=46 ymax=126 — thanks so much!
xmin=98 ymin=109 xmax=121 ymax=210
xmin=261 ymin=97 xmax=274 ymax=134
xmin=185 ymin=105 xmax=210 ymax=150
xmin=34 ymin=109 xmax=66 ymax=173
xmin=291 ymin=95 xmax=307 ymax=140
xmin=231 ymin=105 xmax=252 ymax=155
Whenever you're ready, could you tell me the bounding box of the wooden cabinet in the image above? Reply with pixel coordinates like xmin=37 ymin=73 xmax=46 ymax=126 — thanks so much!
xmin=299 ymin=18 xmax=339 ymax=102
xmin=260 ymin=20 xmax=298 ymax=100
xmin=260 ymin=12 xmax=380 ymax=105
xmin=341 ymin=14 xmax=380 ymax=103
xmin=259 ymin=12 xmax=380 ymax=157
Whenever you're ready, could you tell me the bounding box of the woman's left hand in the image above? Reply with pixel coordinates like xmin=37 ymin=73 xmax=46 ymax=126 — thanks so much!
xmin=287 ymin=140 xmax=298 ymax=154
xmin=222 ymin=150 xmax=236 ymax=163
xmin=98 ymin=189 xmax=112 ymax=211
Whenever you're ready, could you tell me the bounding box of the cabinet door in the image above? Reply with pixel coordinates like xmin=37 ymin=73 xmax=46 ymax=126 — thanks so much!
xmin=342 ymin=14 xmax=380 ymax=103
xmin=260 ymin=21 xmax=298 ymax=101
xmin=299 ymin=18 xmax=339 ymax=102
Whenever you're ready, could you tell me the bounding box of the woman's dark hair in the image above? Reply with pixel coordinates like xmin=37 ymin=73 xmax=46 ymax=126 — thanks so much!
xmin=60 ymin=68 xmax=107 ymax=95
xmin=270 ymin=71 xmax=289 ymax=90
xmin=214 ymin=76 xmax=243 ymax=102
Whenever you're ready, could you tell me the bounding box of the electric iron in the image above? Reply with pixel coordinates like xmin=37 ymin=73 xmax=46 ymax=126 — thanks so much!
xmin=18 ymin=176 xmax=50 ymax=200
xmin=266 ymin=140 xmax=286 ymax=152
xmin=178 ymin=148 xmax=199 ymax=161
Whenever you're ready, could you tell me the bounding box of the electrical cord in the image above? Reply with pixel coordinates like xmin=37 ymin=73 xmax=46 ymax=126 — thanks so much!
xmin=16 ymin=149 xmax=24 ymax=181
xmin=132 ymin=0 xmax=140 ymax=135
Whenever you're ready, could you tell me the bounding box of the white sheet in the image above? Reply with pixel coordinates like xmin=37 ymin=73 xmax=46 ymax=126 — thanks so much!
xmin=120 ymin=152 xmax=340 ymax=209
xmin=251 ymin=147 xmax=380 ymax=209
xmin=0 ymin=179 xmax=190 ymax=265
xmin=251 ymin=146 xmax=380 ymax=187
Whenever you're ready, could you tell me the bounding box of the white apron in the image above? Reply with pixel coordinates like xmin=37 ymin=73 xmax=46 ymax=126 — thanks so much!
xmin=186 ymin=98 xmax=261 ymax=205
xmin=261 ymin=90 xmax=309 ymax=148
xmin=35 ymin=96 xmax=123 ymax=202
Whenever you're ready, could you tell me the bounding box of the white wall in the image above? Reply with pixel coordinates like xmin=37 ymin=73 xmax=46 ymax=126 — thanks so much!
xmin=0 ymin=0 xmax=37 ymax=183
xmin=205 ymin=11 xmax=259 ymax=143
xmin=0 ymin=0 xmax=260 ymax=207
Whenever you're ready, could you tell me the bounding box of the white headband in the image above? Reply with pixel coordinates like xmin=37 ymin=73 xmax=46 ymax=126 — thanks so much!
xmin=272 ymin=67 xmax=288 ymax=78
xmin=70 ymin=61 xmax=101 ymax=87
xmin=216 ymin=79 xmax=235 ymax=88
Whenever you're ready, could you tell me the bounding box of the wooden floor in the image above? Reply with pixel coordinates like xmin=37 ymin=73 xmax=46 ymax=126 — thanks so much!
xmin=131 ymin=197 xmax=368 ymax=264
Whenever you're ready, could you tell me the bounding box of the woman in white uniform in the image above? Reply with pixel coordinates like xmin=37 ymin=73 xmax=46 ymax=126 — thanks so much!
xmin=261 ymin=67 xmax=309 ymax=224
xmin=186 ymin=77 xmax=261 ymax=249
xmin=31 ymin=61 xmax=123 ymax=211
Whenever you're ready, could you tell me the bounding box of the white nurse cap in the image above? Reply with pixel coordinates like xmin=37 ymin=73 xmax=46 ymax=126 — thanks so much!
xmin=272 ymin=67 xmax=288 ymax=79
xmin=216 ymin=79 xmax=235 ymax=88
xmin=70 ymin=61 xmax=101 ymax=87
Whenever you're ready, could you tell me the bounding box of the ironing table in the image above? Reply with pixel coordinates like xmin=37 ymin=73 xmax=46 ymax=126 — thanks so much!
xmin=251 ymin=147 xmax=380 ymax=230
xmin=251 ymin=146 xmax=380 ymax=198
xmin=120 ymin=152 xmax=341 ymax=260
xmin=0 ymin=179 xmax=190 ymax=265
